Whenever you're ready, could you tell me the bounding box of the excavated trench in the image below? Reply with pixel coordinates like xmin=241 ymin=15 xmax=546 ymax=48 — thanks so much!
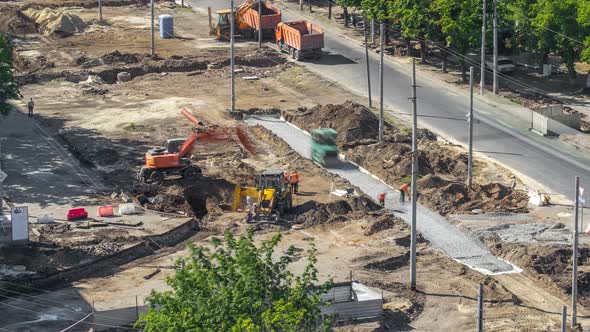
xmin=16 ymin=49 xmax=287 ymax=85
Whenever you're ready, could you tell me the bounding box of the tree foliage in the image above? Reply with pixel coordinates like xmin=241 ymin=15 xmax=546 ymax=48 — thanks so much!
xmin=0 ymin=35 xmax=19 ymax=116
xmin=333 ymin=0 xmax=590 ymax=78
xmin=138 ymin=230 xmax=333 ymax=332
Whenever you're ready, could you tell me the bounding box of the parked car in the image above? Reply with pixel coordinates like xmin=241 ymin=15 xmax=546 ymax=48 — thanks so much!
xmin=485 ymin=57 xmax=515 ymax=74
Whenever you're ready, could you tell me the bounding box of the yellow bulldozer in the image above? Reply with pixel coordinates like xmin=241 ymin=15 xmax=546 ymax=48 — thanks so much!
xmin=232 ymin=169 xmax=292 ymax=223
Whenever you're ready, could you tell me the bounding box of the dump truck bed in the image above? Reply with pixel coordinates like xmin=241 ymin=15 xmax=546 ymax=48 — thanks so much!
xmin=276 ymin=21 xmax=324 ymax=51
xmin=241 ymin=1 xmax=281 ymax=31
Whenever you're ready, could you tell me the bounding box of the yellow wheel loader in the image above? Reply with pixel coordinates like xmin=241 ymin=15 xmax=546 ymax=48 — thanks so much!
xmin=209 ymin=0 xmax=282 ymax=41
xmin=232 ymin=169 xmax=292 ymax=223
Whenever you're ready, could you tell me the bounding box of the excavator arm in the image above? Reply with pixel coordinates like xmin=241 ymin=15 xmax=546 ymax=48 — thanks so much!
xmin=178 ymin=109 xmax=257 ymax=159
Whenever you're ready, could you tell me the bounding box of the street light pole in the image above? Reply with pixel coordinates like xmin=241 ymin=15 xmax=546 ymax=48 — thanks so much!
xmin=468 ymin=66 xmax=474 ymax=187
xmin=379 ymin=23 xmax=384 ymax=142
xmin=258 ymin=0 xmax=262 ymax=49
xmin=230 ymin=0 xmax=236 ymax=112
xmin=410 ymin=58 xmax=418 ymax=291
xmin=150 ymin=0 xmax=155 ymax=56
xmin=364 ymin=18 xmax=372 ymax=109
xmin=492 ymin=0 xmax=498 ymax=95
xmin=480 ymin=0 xmax=486 ymax=95
xmin=572 ymin=176 xmax=580 ymax=328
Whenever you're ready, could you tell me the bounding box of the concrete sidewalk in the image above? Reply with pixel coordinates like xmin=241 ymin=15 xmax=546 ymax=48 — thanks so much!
xmin=0 ymin=109 xmax=104 ymax=217
xmin=246 ymin=115 xmax=517 ymax=274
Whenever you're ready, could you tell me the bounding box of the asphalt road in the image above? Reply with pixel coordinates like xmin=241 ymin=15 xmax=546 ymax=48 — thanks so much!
xmin=188 ymin=0 xmax=590 ymax=197
xmin=246 ymin=115 xmax=516 ymax=274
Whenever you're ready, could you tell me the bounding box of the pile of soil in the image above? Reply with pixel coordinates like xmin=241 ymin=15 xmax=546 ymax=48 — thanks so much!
xmin=488 ymin=240 xmax=590 ymax=306
xmin=23 ymin=8 xmax=87 ymax=36
xmin=284 ymin=101 xmax=528 ymax=216
xmin=284 ymin=101 xmax=392 ymax=146
xmin=0 ymin=7 xmax=37 ymax=35
xmin=417 ymin=175 xmax=528 ymax=216
xmin=142 ymin=177 xmax=235 ymax=218
xmin=292 ymin=200 xmax=353 ymax=227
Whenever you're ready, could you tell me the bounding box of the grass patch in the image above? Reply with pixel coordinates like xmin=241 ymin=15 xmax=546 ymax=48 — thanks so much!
xmin=175 ymin=6 xmax=194 ymax=13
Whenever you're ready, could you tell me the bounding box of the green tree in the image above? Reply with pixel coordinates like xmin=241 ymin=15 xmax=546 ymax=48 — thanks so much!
xmin=531 ymin=0 xmax=587 ymax=79
xmin=138 ymin=230 xmax=333 ymax=332
xmin=578 ymin=1 xmax=590 ymax=64
xmin=0 ymin=35 xmax=20 ymax=116
xmin=433 ymin=0 xmax=482 ymax=82
xmin=334 ymin=0 xmax=362 ymax=27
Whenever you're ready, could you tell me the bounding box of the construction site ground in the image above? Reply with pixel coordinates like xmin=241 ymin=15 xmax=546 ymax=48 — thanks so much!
xmin=0 ymin=1 xmax=589 ymax=331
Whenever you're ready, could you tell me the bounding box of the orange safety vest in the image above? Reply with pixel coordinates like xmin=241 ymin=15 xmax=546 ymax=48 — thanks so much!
xmin=400 ymin=183 xmax=410 ymax=192
xmin=283 ymin=173 xmax=289 ymax=184
xmin=290 ymin=172 xmax=299 ymax=183
xmin=378 ymin=192 xmax=386 ymax=200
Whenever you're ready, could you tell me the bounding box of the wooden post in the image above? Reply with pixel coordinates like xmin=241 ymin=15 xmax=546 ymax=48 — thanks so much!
xmin=328 ymin=0 xmax=332 ymax=20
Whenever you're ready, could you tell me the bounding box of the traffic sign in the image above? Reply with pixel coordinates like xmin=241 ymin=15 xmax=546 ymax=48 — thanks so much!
xmin=579 ymin=197 xmax=586 ymax=205
xmin=0 ymin=169 xmax=6 ymax=183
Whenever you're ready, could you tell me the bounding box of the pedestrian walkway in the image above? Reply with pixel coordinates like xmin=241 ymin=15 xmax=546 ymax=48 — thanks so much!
xmin=0 ymin=109 xmax=103 ymax=216
xmin=246 ymin=115 xmax=517 ymax=274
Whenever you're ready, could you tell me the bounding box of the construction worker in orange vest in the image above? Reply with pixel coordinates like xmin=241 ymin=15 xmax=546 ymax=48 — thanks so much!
xmin=290 ymin=170 xmax=300 ymax=194
xmin=377 ymin=191 xmax=386 ymax=207
xmin=283 ymin=171 xmax=290 ymax=189
xmin=399 ymin=183 xmax=410 ymax=203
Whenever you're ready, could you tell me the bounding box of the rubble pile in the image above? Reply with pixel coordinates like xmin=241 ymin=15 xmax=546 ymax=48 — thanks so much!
xmin=285 ymin=101 xmax=528 ymax=215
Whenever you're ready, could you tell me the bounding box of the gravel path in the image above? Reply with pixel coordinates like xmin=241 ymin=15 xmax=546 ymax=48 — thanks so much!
xmin=246 ymin=116 xmax=517 ymax=274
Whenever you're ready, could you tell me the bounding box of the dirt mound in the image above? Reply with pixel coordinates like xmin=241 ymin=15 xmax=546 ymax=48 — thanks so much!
xmin=364 ymin=214 xmax=401 ymax=236
xmin=0 ymin=7 xmax=37 ymax=35
xmin=101 ymin=50 xmax=139 ymax=64
xmin=488 ymin=240 xmax=590 ymax=306
xmin=284 ymin=101 xmax=393 ymax=146
xmin=143 ymin=178 xmax=235 ymax=218
xmin=417 ymin=175 xmax=529 ymax=215
xmin=345 ymin=143 xmax=467 ymax=186
xmin=23 ymin=8 xmax=87 ymax=36
xmin=292 ymin=200 xmax=353 ymax=227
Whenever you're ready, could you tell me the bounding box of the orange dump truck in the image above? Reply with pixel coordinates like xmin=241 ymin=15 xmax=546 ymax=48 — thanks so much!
xmin=212 ymin=0 xmax=282 ymax=40
xmin=237 ymin=0 xmax=282 ymax=38
xmin=275 ymin=20 xmax=324 ymax=61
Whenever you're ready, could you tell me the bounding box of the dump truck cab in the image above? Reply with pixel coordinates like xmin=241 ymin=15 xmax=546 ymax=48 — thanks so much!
xmin=311 ymin=128 xmax=338 ymax=167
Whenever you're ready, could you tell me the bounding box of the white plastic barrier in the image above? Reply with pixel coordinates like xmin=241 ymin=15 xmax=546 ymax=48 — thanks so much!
xmin=36 ymin=212 xmax=54 ymax=224
xmin=118 ymin=203 xmax=136 ymax=215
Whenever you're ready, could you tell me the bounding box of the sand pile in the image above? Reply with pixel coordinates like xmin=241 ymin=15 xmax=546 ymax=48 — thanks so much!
xmin=23 ymin=8 xmax=87 ymax=36
xmin=0 ymin=7 xmax=37 ymax=35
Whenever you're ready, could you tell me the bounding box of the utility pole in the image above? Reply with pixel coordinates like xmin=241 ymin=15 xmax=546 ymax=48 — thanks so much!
xmin=379 ymin=23 xmax=384 ymax=141
xmin=480 ymin=0 xmax=486 ymax=95
xmin=230 ymin=0 xmax=236 ymax=113
xmin=299 ymin=0 xmax=303 ymax=11
xmin=328 ymin=0 xmax=332 ymax=20
xmin=150 ymin=0 xmax=155 ymax=56
xmin=410 ymin=58 xmax=418 ymax=291
xmin=98 ymin=0 xmax=103 ymax=22
xmin=258 ymin=0 xmax=262 ymax=49
xmin=309 ymin=0 xmax=312 ymax=12
xmin=476 ymin=283 xmax=483 ymax=332
xmin=562 ymin=306 xmax=567 ymax=332
xmin=364 ymin=17 xmax=372 ymax=109
xmin=492 ymin=0 xmax=498 ymax=95
xmin=371 ymin=18 xmax=375 ymax=45
xmin=572 ymin=176 xmax=580 ymax=328
xmin=468 ymin=66 xmax=474 ymax=187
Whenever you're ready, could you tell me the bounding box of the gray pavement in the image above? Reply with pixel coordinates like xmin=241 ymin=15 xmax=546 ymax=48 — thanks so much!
xmin=188 ymin=0 xmax=590 ymax=198
xmin=0 ymin=109 xmax=103 ymax=216
xmin=246 ymin=115 xmax=516 ymax=274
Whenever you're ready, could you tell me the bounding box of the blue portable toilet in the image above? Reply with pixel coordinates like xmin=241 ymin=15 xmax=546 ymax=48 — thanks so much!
xmin=159 ymin=15 xmax=173 ymax=38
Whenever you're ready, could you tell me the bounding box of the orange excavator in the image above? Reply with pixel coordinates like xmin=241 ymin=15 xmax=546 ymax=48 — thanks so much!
xmin=137 ymin=109 xmax=256 ymax=184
